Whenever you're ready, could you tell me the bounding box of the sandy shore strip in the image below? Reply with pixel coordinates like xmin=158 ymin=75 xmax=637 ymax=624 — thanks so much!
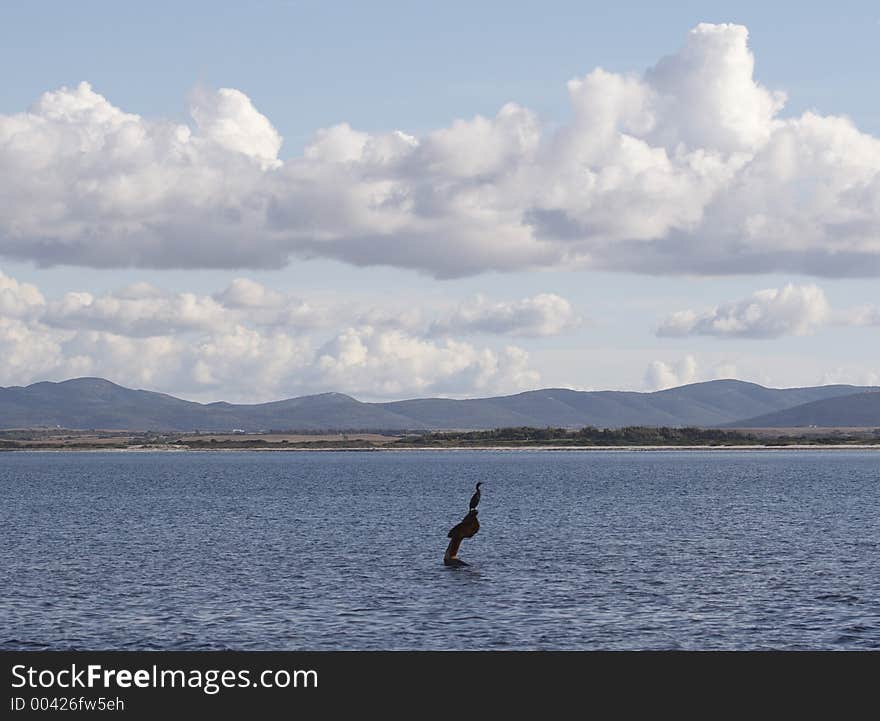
xmin=7 ymin=444 xmax=880 ymax=452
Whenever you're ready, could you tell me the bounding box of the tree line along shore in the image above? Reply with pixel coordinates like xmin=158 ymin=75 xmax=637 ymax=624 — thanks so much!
xmin=2 ymin=425 xmax=880 ymax=450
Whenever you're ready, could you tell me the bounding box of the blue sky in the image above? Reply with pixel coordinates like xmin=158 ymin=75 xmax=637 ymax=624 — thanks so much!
xmin=6 ymin=0 xmax=880 ymax=133
xmin=3 ymin=1 xmax=880 ymax=137
xmin=1 ymin=2 xmax=880 ymax=401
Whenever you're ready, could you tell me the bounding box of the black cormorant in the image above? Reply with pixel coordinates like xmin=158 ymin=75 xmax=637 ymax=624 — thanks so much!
xmin=469 ymin=482 xmax=482 ymax=510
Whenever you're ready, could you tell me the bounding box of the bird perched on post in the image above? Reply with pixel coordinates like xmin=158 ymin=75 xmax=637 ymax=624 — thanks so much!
xmin=469 ymin=482 xmax=482 ymax=511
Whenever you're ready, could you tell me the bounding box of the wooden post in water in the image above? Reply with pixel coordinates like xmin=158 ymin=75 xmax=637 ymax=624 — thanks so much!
xmin=444 ymin=509 xmax=480 ymax=566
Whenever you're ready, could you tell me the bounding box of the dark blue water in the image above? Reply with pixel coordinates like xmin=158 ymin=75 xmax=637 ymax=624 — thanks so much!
xmin=1 ymin=449 xmax=879 ymax=650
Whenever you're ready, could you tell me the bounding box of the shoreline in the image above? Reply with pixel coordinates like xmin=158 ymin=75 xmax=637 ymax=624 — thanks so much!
xmin=5 ymin=443 xmax=880 ymax=453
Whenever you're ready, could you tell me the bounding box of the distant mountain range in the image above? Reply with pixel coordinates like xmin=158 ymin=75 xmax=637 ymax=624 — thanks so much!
xmin=2 ymin=377 xmax=879 ymax=432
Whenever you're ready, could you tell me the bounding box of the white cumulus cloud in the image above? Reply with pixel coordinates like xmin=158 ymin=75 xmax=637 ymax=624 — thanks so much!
xmin=0 ymin=269 xmax=545 ymax=401
xmin=0 ymin=269 xmax=45 ymax=319
xmin=2 ymin=25 xmax=880 ymax=277
xmin=657 ymin=284 xmax=831 ymax=338
xmin=430 ymin=293 xmax=579 ymax=337
xmin=644 ymin=355 xmax=699 ymax=391
xmin=189 ymin=87 xmax=283 ymax=168
xmin=45 ymin=288 xmax=230 ymax=337
xmin=311 ymin=328 xmax=539 ymax=398
xmin=643 ymin=354 xmax=741 ymax=391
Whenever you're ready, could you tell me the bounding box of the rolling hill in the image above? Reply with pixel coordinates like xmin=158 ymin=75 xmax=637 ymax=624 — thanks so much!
xmin=729 ymin=390 xmax=880 ymax=428
xmin=379 ymin=382 xmax=873 ymax=430
xmin=0 ymin=377 xmax=876 ymax=432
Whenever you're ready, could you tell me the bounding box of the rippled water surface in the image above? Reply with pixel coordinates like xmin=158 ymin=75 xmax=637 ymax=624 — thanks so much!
xmin=2 ymin=449 xmax=879 ymax=650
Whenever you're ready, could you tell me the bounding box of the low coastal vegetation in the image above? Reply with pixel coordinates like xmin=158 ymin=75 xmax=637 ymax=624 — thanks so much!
xmin=3 ymin=425 xmax=880 ymax=450
xmin=396 ymin=426 xmax=757 ymax=446
xmin=398 ymin=425 xmax=880 ymax=447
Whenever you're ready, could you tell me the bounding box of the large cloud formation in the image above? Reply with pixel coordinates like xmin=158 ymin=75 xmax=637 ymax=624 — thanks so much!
xmin=0 ymin=268 xmax=550 ymax=400
xmin=2 ymin=24 xmax=880 ymax=277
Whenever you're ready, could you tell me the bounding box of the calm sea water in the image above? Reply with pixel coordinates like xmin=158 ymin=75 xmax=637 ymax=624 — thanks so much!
xmin=1 ymin=449 xmax=879 ymax=650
